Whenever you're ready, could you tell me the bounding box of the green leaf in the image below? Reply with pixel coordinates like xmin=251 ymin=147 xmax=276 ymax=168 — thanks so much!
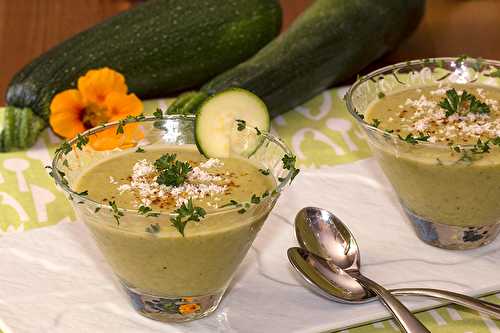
xmin=145 ymin=223 xmax=161 ymax=234
xmin=251 ymin=194 xmax=260 ymax=204
xmin=259 ymin=168 xmax=270 ymax=176
xmin=235 ymin=119 xmax=246 ymax=131
xmin=138 ymin=205 xmax=152 ymax=215
xmin=153 ymin=109 xmax=164 ymax=119
xmin=75 ymin=134 xmax=89 ymax=150
xmin=169 ymin=199 xmax=206 ymax=236
xmin=154 ymin=154 xmax=192 ymax=187
xmin=398 ymin=133 xmax=429 ymax=145
xmin=109 ymin=200 xmax=124 ymax=225
xmin=371 ymin=118 xmax=381 ymax=128
xmin=55 ymin=141 xmax=72 ymax=155
xmin=136 ymin=147 xmax=145 ymax=153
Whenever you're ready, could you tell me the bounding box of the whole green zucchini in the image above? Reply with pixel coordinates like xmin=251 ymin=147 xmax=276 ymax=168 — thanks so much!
xmin=3 ymin=0 xmax=282 ymax=151
xmin=169 ymin=0 xmax=426 ymax=117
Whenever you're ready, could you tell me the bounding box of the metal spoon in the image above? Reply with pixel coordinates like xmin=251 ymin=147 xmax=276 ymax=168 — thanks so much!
xmin=294 ymin=207 xmax=500 ymax=318
xmin=295 ymin=207 xmax=430 ymax=332
xmin=288 ymin=247 xmax=500 ymax=319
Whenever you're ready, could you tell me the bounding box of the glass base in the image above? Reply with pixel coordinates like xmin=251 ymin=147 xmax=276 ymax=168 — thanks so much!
xmin=122 ymin=283 xmax=224 ymax=322
xmin=402 ymin=204 xmax=500 ymax=250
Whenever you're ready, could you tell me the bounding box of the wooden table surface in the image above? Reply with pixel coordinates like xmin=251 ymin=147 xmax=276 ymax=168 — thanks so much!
xmin=1 ymin=0 xmax=500 ymax=105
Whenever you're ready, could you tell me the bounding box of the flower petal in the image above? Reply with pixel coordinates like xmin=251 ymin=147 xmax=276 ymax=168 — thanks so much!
xmin=49 ymin=89 xmax=86 ymax=139
xmin=78 ymin=67 xmax=127 ymax=105
xmin=105 ymin=92 xmax=143 ymax=119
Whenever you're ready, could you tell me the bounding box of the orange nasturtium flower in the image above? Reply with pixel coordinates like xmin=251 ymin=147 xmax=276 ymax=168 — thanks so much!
xmin=49 ymin=67 xmax=144 ymax=150
xmin=178 ymin=303 xmax=201 ymax=315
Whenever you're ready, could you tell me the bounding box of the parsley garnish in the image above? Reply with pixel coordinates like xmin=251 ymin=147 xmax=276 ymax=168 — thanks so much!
xmin=154 ymin=153 xmax=192 ymax=187
xmin=282 ymin=154 xmax=300 ymax=184
xmin=236 ymin=119 xmax=246 ymax=131
xmin=138 ymin=205 xmax=152 ymax=215
xmin=471 ymin=138 xmax=491 ymax=154
xmin=439 ymin=89 xmax=490 ymax=116
xmin=136 ymin=147 xmax=145 ymax=153
xmin=138 ymin=205 xmax=160 ymax=218
xmin=153 ymin=109 xmax=164 ymax=119
xmin=94 ymin=207 xmax=101 ymax=213
xmin=145 ymin=223 xmax=161 ymax=234
xmin=439 ymin=89 xmax=463 ymax=117
xmin=109 ymin=201 xmax=124 ymax=225
xmin=371 ymin=118 xmax=381 ymax=128
xmin=468 ymin=95 xmax=490 ymax=114
xmin=47 ymin=167 xmax=69 ymax=186
xmin=116 ymin=121 xmax=125 ymax=134
xmin=170 ymin=199 xmax=206 ymax=236
xmin=75 ymin=134 xmax=89 ymax=150
xmin=377 ymin=92 xmax=385 ymax=99
xmin=259 ymin=168 xmax=270 ymax=176
xmin=251 ymin=194 xmax=261 ymax=204
xmin=398 ymin=133 xmax=430 ymax=144
xmin=55 ymin=141 xmax=72 ymax=155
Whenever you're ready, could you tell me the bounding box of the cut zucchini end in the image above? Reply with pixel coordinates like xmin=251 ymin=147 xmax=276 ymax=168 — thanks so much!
xmin=195 ymin=88 xmax=270 ymax=158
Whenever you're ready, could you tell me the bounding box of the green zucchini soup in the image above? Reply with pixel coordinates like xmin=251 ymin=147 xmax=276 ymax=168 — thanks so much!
xmin=75 ymin=145 xmax=275 ymax=297
xmin=51 ymin=114 xmax=295 ymax=322
xmin=346 ymin=58 xmax=500 ymax=250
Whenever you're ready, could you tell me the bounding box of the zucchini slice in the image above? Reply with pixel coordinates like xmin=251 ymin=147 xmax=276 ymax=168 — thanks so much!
xmin=195 ymin=88 xmax=270 ymax=158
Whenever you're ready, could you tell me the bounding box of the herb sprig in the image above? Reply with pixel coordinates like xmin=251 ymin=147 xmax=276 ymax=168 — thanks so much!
xmin=398 ymin=133 xmax=430 ymax=145
xmin=170 ymin=199 xmax=206 ymax=236
xmin=109 ymin=200 xmax=124 ymax=225
xmin=439 ymin=89 xmax=490 ymax=116
xmin=154 ymin=153 xmax=192 ymax=187
xmin=281 ymin=154 xmax=300 ymax=183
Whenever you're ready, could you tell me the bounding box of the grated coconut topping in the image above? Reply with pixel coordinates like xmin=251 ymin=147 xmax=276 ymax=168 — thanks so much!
xmin=115 ymin=158 xmax=228 ymax=208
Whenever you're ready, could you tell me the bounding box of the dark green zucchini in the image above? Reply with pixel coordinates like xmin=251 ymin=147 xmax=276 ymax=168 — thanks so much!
xmin=169 ymin=0 xmax=426 ymax=117
xmin=3 ymin=0 xmax=282 ymax=151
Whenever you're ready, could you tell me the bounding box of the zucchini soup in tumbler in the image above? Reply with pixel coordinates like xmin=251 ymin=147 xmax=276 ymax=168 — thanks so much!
xmin=346 ymin=57 xmax=500 ymax=250
xmin=51 ymin=115 xmax=296 ymax=322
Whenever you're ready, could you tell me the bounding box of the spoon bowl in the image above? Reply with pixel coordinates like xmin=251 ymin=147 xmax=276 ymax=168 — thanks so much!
xmin=295 ymin=207 xmax=430 ymax=333
xmin=288 ymin=246 xmax=500 ymax=319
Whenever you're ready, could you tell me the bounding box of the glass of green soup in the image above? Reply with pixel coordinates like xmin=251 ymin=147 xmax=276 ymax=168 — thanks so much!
xmin=346 ymin=57 xmax=500 ymax=250
xmin=51 ymin=115 xmax=294 ymax=322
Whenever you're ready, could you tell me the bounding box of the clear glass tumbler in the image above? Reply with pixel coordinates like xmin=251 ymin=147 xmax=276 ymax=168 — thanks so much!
xmin=51 ymin=115 xmax=293 ymax=322
xmin=346 ymin=57 xmax=500 ymax=250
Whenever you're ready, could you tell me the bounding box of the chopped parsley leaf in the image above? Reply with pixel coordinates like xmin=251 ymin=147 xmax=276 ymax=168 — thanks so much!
xmin=75 ymin=134 xmax=89 ymax=150
xmin=154 ymin=153 xmax=192 ymax=187
xmin=109 ymin=201 xmax=124 ymax=225
xmin=371 ymin=118 xmax=381 ymax=128
xmin=398 ymin=133 xmax=430 ymax=145
xmin=236 ymin=119 xmax=246 ymax=131
xmin=153 ymin=109 xmax=164 ymax=119
xmin=170 ymin=199 xmax=206 ymax=236
xmin=259 ymin=168 xmax=270 ymax=176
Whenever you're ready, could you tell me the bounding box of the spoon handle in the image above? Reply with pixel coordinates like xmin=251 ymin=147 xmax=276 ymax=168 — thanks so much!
xmin=391 ymin=288 xmax=500 ymax=320
xmin=353 ymin=274 xmax=430 ymax=333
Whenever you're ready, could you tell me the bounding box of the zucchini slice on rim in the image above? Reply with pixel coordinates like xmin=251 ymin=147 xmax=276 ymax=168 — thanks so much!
xmin=195 ymin=88 xmax=270 ymax=158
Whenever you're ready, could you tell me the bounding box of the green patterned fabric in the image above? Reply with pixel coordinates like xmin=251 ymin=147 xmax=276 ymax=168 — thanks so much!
xmin=0 ymin=91 xmax=498 ymax=332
